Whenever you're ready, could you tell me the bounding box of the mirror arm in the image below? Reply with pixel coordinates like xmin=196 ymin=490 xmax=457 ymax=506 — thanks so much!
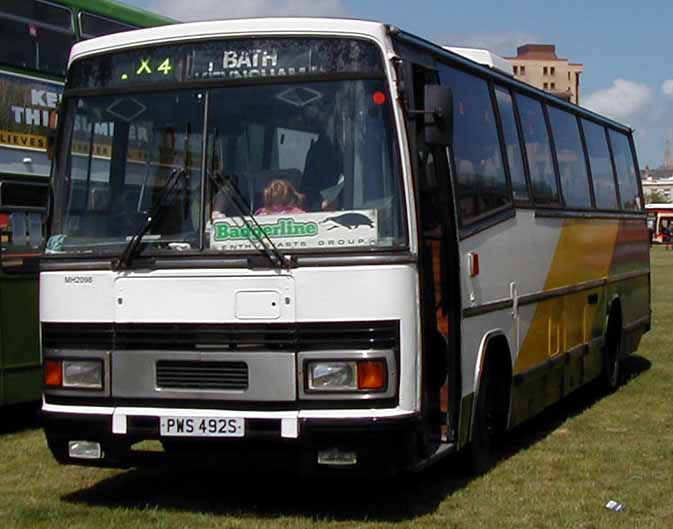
xmin=408 ymin=108 xmax=447 ymax=126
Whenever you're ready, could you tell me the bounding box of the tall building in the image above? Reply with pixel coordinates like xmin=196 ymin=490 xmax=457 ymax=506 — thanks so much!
xmin=664 ymin=139 xmax=673 ymax=170
xmin=505 ymin=44 xmax=584 ymax=104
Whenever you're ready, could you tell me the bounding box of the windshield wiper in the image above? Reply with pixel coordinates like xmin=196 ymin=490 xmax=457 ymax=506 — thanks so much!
xmin=210 ymin=171 xmax=289 ymax=269
xmin=113 ymin=167 xmax=188 ymax=271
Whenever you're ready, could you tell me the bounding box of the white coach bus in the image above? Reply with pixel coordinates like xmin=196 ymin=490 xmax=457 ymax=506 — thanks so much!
xmin=39 ymin=18 xmax=650 ymax=474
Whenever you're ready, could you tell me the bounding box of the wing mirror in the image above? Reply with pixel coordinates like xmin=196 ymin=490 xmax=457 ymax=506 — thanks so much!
xmin=423 ymin=85 xmax=453 ymax=147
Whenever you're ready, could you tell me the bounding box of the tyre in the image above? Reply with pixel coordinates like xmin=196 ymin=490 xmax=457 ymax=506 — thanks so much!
xmin=466 ymin=363 xmax=500 ymax=475
xmin=46 ymin=436 xmax=70 ymax=465
xmin=602 ymin=312 xmax=622 ymax=392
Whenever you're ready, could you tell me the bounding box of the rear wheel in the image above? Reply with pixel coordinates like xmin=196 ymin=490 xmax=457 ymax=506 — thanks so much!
xmin=602 ymin=311 xmax=623 ymax=392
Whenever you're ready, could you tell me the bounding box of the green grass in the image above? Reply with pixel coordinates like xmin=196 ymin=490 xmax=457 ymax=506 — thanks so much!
xmin=1 ymin=249 xmax=672 ymax=529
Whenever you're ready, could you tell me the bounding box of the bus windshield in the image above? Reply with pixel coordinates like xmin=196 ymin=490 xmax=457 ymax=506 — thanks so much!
xmin=48 ymin=39 xmax=406 ymax=256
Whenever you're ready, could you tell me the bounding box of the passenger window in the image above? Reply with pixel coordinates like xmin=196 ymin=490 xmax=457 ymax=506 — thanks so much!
xmin=1 ymin=1 xmax=72 ymax=29
xmin=438 ymin=66 xmax=510 ymax=223
xmin=80 ymin=13 xmax=134 ymax=39
xmin=0 ymin=182 xmax=49 ymax=210
xmin=582 ymin=120 xmax=618 ymax=209
xmin=548 ymin=106 xmax=592 ymax=208
xmin=494 ymin=86 xmax=528 ymax=201
xmin=517 ymin=95 xmax=559 ymax=204
xmin=609 ymin=130 xmax=641 ymax=211
xmin=0 ymin=1 xmax=75 ymax=76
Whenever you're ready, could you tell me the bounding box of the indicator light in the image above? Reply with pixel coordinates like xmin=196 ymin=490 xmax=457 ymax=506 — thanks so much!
xmin=468 ymin=252 xmax=480 ymax=277
xmin=357 ymin=360 xmax=387 ymax=390
xmin=373 ymin=91 xmax=386 ymax=105
xmin=44 ymin=360 xmax=63 ymax=387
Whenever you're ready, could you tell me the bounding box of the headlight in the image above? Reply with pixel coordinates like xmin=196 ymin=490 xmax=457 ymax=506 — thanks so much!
xmin=308 ymin=361 xmax=357 ymax=391
xmin=306 ymin=359 xmax=387 ymax=392
xmin=62 ymin=360 xmax=103 ymax=389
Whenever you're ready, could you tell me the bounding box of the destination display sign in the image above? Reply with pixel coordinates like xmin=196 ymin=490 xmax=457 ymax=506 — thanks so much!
xmin=69 ymin=38 xmax=384 ymax=90
xmin=210 ymin=210 xmax=378 ymax=251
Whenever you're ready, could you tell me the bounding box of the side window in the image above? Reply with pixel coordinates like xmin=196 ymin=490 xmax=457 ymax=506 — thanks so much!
xmin=494 ymin=86 xmax=528 ymax=202
xmin=609 ymin=130 xmax=641 ymax=211
xmin=548 ymin=106 xmax=592 ymax=208
xmin=1 ymin=1 xmax=71 ymax=28
xmin=517 ymin=95 xmax=559 ymax=204
xmin=438 ymin=65 xmax=510 ymax=224
xmin=0 ymin=181 xmax=49 ymax=210
xmin=582 ymin=119 xmax=618 ymax=209
xmin=0 ymin=1 xmax=74 ymax=76
xmin=79 ymin=13 xmax=134 ymax=39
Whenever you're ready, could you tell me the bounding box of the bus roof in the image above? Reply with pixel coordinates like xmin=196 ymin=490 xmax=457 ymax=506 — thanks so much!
xmin=443 ymin=47 xmax=514 ymax=76
xmin=65 ymin=16 xmax=633 ymax=134
xmin=69 ymin=18 xmax=390 ymax=65
xmin=51 ymin=0 xmax=174 ymax=26
xmin=645 ymin=203 xmax=673 ymax=209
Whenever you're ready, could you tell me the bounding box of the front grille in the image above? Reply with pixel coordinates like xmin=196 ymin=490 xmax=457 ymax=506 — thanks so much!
xmin=42 ymin=321 xmax=399 ymax=352
xmin=156 ymin=361 xmax=249 ymax=391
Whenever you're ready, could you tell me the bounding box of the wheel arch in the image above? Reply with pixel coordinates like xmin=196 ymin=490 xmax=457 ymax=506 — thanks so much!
xmin=605 ymin=294 xmax=623 ymax=342
xmin=469 ymin=330 xmax=514 ymax=442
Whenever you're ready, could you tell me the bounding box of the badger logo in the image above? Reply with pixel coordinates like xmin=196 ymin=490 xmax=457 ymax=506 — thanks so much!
xmin=321 ymin=213 xmax=374 ymax=231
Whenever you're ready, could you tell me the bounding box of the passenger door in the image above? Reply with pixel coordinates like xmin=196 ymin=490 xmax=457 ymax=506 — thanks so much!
xmin=407 ymin=61 xmax=461 ymax=445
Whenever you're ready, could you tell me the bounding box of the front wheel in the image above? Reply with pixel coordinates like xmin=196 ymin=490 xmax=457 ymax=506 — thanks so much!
xmin=466 ymin=366 xmax=500 ymax=475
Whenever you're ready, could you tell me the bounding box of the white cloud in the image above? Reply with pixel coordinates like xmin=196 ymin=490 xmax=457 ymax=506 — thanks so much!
xmin=441 ymin=32 xmax=541 ymax=56
xmin=149 ymin=0 xmax=347 ymax=21
xmin=583 ymin=79 xmax=653 ymax=124
xmin=662 ymin=79 xmax=673 ymax=98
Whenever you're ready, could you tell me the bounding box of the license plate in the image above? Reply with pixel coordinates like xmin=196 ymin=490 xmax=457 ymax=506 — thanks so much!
xmin=159 ymin=417 xmax=245 ymax=437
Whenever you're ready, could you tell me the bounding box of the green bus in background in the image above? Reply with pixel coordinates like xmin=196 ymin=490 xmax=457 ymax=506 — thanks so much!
xmin=0 ymin=0 xmax=173 ymax=406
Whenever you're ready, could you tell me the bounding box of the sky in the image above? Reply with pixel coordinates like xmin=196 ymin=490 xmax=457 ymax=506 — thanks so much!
xmin=128 ymin=0 xmax=673 ymax=168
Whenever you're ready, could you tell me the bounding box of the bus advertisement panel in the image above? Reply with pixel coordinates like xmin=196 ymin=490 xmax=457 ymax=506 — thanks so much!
xmin=0 ymin=70 xmax=62 ymax=177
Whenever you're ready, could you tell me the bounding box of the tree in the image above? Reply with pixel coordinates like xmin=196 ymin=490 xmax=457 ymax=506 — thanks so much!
xmin=646 ymin=190 xmax=671 ymax=204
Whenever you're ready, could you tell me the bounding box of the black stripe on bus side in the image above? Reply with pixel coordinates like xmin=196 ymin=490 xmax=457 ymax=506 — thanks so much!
xmin=462 ymin=298 xmax=514 ymax=318
xmin=534 ymin=208 xmax=646 ymax=221
xmin=622 ymin=314 xmax=652 ymax=335
xmin=508 ymin=335 xmax=604 ymax=428
xmin=518 ymin=277 xmax=606 ymax=306
xmin=462 ymin=268 xmax=650 ymax=318
xmin=512 ymin=342 xmax=590 ymax=387
xmin=605 ymin=269 xmax=651 ymax=284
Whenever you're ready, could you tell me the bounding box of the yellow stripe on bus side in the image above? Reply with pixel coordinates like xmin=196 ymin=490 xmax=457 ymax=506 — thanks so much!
xmin=514 ymin=218 xmax=620 ymax=374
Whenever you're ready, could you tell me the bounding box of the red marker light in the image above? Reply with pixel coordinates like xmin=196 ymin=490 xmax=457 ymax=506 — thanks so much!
xmin=373 ymin=91 xmax=386 ymax=105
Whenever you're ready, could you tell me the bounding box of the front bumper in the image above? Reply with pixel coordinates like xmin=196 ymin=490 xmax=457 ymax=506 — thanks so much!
xmin=42 ymin=403 xmax=421 ymax=474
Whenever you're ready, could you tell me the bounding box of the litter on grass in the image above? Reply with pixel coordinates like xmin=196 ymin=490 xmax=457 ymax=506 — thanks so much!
xmin=605 ymin=500 xmax=626 ymax=512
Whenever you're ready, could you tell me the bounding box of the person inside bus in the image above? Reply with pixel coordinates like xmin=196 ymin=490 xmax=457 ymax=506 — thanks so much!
xmin=662 ymin=218 xmax=673 ymax=250
xmin=302 ymin=105 xmax=343 ymax=211
xmin=255 ymin=179 xmax=305 ymax=215
xmin=151 ymin=126 xmax=198 ymax=235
